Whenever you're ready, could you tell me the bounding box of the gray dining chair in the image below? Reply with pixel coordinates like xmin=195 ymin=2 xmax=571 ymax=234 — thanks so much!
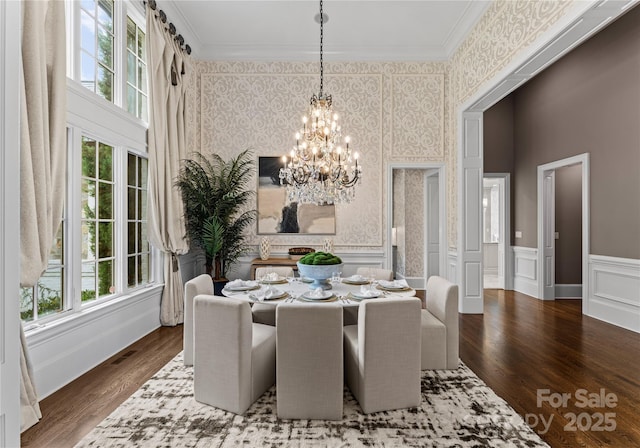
xmin=193 ymin=294 xmax=276 ymax=415
xmin=276 ymin=302 xmax=344 ymax=420
xmin=252 ymin=266 xmax=294 ymax=326
xmin=421 ymin=275 xmax=459 ymax=370
xmin=183 ymin=274 xmax=214 ymax=366
xmin=356 ymin=267 xmax=393 ymax=281
xmin=344 ymin=296 xmax=422 ymax=414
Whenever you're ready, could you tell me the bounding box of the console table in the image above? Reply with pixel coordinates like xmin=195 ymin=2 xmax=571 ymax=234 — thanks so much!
xmin=250 ymin=257 xmax=299 ymax=279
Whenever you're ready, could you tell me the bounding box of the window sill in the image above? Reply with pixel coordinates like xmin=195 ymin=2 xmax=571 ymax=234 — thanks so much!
xmin=25 ymin=283 xmax=164 ymax=346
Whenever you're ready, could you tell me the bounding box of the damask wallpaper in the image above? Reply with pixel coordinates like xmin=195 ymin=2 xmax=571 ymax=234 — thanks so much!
xmin=446 ymin=0 xmax=577 ymax=248
xmin=191 ymin=61 xmax=446 ymax=252
xmin=186 ymin=0 xmax=580 ymax=256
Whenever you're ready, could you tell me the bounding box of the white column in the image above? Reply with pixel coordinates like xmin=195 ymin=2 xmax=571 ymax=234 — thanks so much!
xmin=457 ymin=112 xmax=484 ymax=313
xmin=0 ymin=0 xmax=22 ymax=444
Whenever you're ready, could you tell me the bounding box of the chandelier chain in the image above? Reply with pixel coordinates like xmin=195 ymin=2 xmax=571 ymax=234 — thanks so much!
xmin=279 ymin=0 xmax=361 ymax=205
xmin=319 ymin=0 xmax=324 ymax=97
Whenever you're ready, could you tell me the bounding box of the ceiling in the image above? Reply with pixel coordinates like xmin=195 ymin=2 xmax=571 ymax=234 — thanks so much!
xmin=163 ymin=1 xmax=491 ymax=61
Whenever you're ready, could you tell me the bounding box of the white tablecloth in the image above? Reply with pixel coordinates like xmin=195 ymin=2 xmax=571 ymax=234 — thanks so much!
xmin=221 ymin=279 xmax=416 ymax=307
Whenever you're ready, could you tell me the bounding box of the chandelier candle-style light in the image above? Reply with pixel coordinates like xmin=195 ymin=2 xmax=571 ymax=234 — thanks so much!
xmin=279 ymin=0 xmax=362 ymax=205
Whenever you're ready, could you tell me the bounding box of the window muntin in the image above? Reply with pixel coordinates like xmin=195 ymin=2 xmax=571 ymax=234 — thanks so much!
xmin=126 ymin=17 xmax=148 ymax=121
xmin=79 ymin=0 xmax=115 ymax=101
xmin=127 ymin=153 xmax=150 ymax=288
xmin=81 ymin=136 xmax=116 ymax=302
xmin=20 ymin=224 xmax=65 ymax=322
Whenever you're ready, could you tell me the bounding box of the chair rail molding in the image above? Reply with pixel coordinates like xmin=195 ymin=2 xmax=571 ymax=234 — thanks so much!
xmin=588 ymin=255 xmax=640 ymax=333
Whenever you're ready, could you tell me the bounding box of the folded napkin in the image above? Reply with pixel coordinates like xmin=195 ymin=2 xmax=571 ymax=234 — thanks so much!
xmin=264 ymin=285 xmax=282 ymax=300
xmin=377 ymin=279 xmax=411 ymax=290
xmin=357 ymin=285 xmax=378 ymax=296
xmin=309 ymin=287 xmax=326 ymax=298
xmin=226 ymin=279 xmax=256 ymax=289
xmin=342 ymin=274 xmax=369 ymax=284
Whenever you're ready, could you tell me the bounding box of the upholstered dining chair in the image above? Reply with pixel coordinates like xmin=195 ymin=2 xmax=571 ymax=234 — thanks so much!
xmin=344 ymin=267 xmax=394 ymax=326
xmin=343 ymin=297 xmax=422 ymax=414
xmin=193 ymin=294 xmax=276 ymax=415
xmin=355 ymin=267 xmax=393 ymax=281
xmin=252 ymin=266 xmax=294 ymax=326
xmin=276 ymin=302 xmax=344 ymax=420
xmin=183 ymin=274 xmax=214 ymax=366
xmin=421 ymin=276 xmax=459 ymax=370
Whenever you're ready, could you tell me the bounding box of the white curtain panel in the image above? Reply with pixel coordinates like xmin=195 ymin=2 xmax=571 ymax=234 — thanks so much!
xmin=146 ymin=4 xmax=190 ymax=326
xmin=19 ymin=0 xmax=67 ymax=432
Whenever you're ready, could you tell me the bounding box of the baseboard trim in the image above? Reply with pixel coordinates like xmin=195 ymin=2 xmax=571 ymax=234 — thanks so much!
xmin=555 ymin=284 xmax=582 ymax=299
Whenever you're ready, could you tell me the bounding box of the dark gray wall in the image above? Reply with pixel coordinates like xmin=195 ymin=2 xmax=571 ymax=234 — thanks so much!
xmin=483 ymin=96 xmax=515 ymax=246
xmin=555 ymin=164 xmax=582 ymax=284
xmin=484 ymin=4 xmax=640 ymax=260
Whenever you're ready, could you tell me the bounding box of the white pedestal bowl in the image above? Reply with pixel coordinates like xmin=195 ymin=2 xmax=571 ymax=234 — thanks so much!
xmin=296 ymin=262 xmax=344 ymax=290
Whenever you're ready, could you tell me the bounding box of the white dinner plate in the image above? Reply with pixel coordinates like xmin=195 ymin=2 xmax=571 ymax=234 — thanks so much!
xmin=342 ymin=276 xmax=369 ymax=285
xmin=225 ymin=282 xmax=258 ymax=291
xmin=301 ymin=290 xmax=333 ymax=300
xmin=260 ymin=277 xmax=288 ymax=284
xmin=352 ymin=290 xmax=381 ymax=299
xmin=377 ymin=281 xmax=411 ymax=291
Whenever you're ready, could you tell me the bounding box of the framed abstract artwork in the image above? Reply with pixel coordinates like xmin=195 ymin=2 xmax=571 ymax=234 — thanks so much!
xmin=257 ymin=156 xmax=335 ymax=234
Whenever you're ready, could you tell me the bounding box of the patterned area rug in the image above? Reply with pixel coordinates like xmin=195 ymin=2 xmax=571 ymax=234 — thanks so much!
xmin=76 ymin=353 xmax=548 ymax=447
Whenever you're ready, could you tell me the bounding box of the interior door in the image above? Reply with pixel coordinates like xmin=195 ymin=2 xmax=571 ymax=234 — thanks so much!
xmin=542 ymin=171 xmax=556 ymax=299
xmin=496 ymin=178 xmax=505 ymax=289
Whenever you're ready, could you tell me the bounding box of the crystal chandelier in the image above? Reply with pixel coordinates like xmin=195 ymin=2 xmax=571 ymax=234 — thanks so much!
xmin=279 ymin=0 xmax=361 ymax=205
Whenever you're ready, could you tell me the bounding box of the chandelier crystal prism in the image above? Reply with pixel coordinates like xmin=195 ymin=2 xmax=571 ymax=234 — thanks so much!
xmin=279 ymin=0 xmax=362 ymax=205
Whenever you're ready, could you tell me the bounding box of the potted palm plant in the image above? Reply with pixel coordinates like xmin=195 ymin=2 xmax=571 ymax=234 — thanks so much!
xmin=176 ymin=149 xmax=256 ymax=293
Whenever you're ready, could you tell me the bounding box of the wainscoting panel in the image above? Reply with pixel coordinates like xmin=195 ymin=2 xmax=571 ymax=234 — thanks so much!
xmin=26 ymin=286 xmax=163 ymax=398
xmin=513 ymin=247 xmax=539 ymax=298
xmin=588 ymin=255 xmax=640 ymax=333
xmin=448 ymin=250 xmax=457 ymax=285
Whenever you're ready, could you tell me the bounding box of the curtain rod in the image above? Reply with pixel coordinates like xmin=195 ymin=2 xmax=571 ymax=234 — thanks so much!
xmin=143 ymin=0 xmax=192 ymax=55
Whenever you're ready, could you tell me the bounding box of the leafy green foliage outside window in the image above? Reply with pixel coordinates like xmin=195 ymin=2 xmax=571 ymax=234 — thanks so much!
xmin=80 ymin=0 xmax=115 ymax=101
xmin=82 ymin=136 xmax=115 ymax=301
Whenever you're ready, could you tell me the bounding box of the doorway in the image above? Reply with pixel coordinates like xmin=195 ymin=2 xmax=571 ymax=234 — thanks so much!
xmin=386 ymin=163 xmax=447 ymax=289
xmin=482 ymin=174 xmax=510 ymax=290
xmin=537 ymin=154 xmax=589 ymax=310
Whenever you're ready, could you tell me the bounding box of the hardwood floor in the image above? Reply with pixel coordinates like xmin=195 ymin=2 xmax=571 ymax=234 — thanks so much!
xmin=21 ymin=290 xmax=640 ymax=448
xmin=461 ymin=290 xmax=640 ymax=448
xmin=20 ymin=325 xmax=183 ymax=448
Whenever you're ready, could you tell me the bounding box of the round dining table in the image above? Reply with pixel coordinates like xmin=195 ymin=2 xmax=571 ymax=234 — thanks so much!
xmin=221 ymin=277 xmax=417 ymax=308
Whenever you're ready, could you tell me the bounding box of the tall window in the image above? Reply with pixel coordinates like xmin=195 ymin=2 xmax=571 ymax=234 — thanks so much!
xmin=126 ymin=17 xmax=148 ymax=121
xmin=80 ymin=0 xmax=115 ymax=101
xmin=22 ymin=1 xmax=152 ymax=326
xmin=81 ymin=136 xmax=116 ymax=302
xmin=127 ymin=153 xmax=150 ymax=287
